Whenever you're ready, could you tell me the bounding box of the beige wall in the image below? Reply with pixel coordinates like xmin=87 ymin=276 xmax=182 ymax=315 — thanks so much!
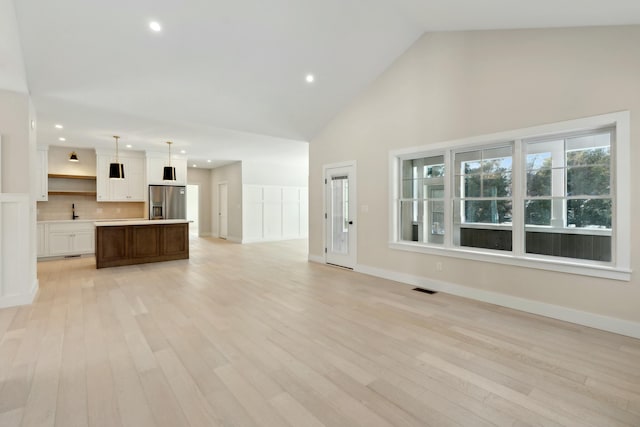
xmin=187 ymin=167 xmax=212 ymax=236
xmin=211 ymin=161 xmax=243 ymax=241
xmin=47 ymin=146 xmax=96 ymax=176
xmin=309 ymin=26 xmax=640 ymax=324
xmin=0 ymin=90 xmax=31 ymax=193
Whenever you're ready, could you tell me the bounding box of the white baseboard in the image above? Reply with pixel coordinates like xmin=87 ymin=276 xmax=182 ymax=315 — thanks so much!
xmin=355 ymin=263 xmax=640 ymax=340
xmin=242 ymin=236 xmax=308 ymax=244
xmin=308 ymin=254 xmax=324 ymax=264
xmin=0 ymin=279 xmax=39 ymax=309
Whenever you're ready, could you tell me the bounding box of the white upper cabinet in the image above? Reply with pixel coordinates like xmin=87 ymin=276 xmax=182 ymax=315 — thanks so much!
xmin=95 ymin=150 xmax=146 ymax=202
xmin=146 ymin=153 xmax=187 ymax=186
xmin=35 ymin=147 xmax=48 ymax=201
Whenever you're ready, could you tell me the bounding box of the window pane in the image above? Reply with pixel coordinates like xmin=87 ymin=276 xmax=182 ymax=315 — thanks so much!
xmin=461 ymin=175 xmax=481 ymax=197
xmin=482 ymin=173 xmax=512 ymax=197
xmin=525 ymin=199 xmax=552 ymax=225
xmin=462 ymin=199 xmax=512 ymax=224
xmin=567 ymin=147 xmax=610 ymax=167
xmin=567 ymin=165 xmax=610 ymax=196
xmin=482 ymin=157 xmax=512 ymax=174
xmin=399 ymin=200 xmax=444 ymax=244
xmin=426 ymin=164 xmax=445 ymax=178
xmin=331 ymin=177 xmax=349 ymax=254
xmin=401 ymin=178 xmax=420 ymax=198
xmin=566 ymin=133 xmax=611 ymax=160
xmin=483 ymin=145 xmax=513 ymax=161
xmin=402 ymin=161 xmax=415 ymax=180
xmin=526 ymin=151 xmax=552 ymax=170
xmin=567 ymin=198 xmax=611 ymax=229
xmin=526 ymin=168 xmax=552 ymax=196
xmin=399 ymin=201 xmax=418 ymax=241
xmin=455 ymin=150 xmax=482 ymax=174
xmin=403 ymin=156 xmax=445 ymax=199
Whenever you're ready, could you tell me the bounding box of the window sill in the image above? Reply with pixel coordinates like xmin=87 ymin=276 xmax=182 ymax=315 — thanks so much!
xmin=389 ymin=241 xmax=631 ymax=281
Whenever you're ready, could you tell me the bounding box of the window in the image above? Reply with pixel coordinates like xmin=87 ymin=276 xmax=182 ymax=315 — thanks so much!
xmin=453 ymin=145 xmax=513 ymax=251
xmin=525 ymin=130 xmax=613 ymax=261
xmin=400 ymin=155 xmax=445 ymax=244
xmin=390 ymin=112 xmax=630 ymax=280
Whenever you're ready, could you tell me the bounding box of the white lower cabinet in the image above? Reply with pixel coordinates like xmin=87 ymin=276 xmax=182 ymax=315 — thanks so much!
xmin=39 ymin=222 xmax=95 ymax=258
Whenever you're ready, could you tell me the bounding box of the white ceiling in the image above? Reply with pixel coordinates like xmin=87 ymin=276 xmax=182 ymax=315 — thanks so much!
xmin=12 ymin=0 xmax=640 ymax=168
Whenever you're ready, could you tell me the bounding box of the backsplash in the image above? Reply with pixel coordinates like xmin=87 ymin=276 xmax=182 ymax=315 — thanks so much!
xmin=37 ymin=195 xmax=145 ymax=221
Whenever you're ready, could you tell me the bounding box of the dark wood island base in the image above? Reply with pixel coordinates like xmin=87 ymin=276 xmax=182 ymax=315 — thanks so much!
xmin=95 ymin=220 xmax=189 ymax=268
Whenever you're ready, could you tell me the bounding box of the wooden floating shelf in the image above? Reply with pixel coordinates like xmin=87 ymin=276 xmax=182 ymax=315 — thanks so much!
xmin=48 ymin=174 xmax=97 ymax=180
xmin=48 ymin=191 xmax=97 ymax=196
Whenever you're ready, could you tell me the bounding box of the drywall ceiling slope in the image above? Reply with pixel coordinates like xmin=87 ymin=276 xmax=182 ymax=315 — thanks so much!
xmin=12 ymin=1 xmax=640 ymax=165
xmin=401 ymin=0 xmax=640 ymax=31
xmin=14 ymin=0 xmax=423 ymax=160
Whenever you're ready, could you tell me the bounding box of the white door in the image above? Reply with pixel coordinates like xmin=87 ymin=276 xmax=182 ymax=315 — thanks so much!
xmin=325 ymin=164 xmax=356 ymax=268
xmin=218 ymin=183 xmax=228 ymax=239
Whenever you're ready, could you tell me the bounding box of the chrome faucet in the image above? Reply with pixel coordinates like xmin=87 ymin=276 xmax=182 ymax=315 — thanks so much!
xmin=72 ymin=203 xmax=79 ymax=220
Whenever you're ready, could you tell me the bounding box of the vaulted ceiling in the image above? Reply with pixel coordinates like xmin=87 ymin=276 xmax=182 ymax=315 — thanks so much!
xmin=11 ymin=0 xmax=640 ymax=167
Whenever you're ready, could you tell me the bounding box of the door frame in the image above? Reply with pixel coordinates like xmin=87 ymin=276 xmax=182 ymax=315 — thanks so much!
xmin=322 ymin=160 xmax=357 ymax=268
xmin=218 ymin=181 xmax=228 ymax=239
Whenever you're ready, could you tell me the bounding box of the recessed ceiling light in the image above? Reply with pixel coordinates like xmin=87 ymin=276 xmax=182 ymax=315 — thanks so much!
xmin=192 ymin=164 xmax=197 ymax=167
xmin=126 ymin=144 xmax=132 ymax=148
xmin=55 ymin=124 xmax=63 ymax=129
xmin=180 ymin=150 xmax=186 ymax=154
xmin=207 ymin=159 xmax=211 ymax=163
xmin=59 ymin=137 xmax=66 ymax=141
xmin=149 ymin=21 xmax=162 ymax=32
xmin=305 ymin=74 xmax=315 ymax=83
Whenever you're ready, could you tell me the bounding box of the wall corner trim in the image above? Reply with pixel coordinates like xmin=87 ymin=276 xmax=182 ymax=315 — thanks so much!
xmin=354 ymin=263 xmax=640 ymax=340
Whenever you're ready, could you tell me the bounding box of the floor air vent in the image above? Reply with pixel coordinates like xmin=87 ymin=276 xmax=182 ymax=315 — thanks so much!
xmin=413 ymin=287 xmax=437 ymax=295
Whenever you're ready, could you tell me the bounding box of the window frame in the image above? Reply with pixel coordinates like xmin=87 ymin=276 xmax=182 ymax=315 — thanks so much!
xmin=389 ymin=112 xmax=630 ymax=281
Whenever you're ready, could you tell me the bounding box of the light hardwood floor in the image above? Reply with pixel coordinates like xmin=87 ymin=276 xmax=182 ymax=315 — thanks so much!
xmin=1 ymin=237 xmax=639 ymax=426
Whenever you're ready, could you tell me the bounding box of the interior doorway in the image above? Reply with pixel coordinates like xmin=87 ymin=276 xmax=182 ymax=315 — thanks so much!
xmin=324 ymin=162 xmax=357 ymax=269
xmin=186 ymin=184 xmax=199 ymax=236
xmin=218 ymin=182 xmax=228 ymax=239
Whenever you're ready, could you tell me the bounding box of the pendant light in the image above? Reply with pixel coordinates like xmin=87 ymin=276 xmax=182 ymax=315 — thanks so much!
xmin=109 ymin=136 xmax=125 ymax=179
xmin=68 ymin=151 xmax=79 ymax=162
xmin=163 ymin=141 xmax=176 ymax=181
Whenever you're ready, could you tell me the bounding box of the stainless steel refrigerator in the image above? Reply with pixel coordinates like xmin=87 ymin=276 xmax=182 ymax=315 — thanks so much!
xmin=149 ymin=185 xmax=186 ymax=220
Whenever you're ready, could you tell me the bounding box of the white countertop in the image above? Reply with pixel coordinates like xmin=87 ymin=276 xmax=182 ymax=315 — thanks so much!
xmin=94 ymin=219 xmax=190 ymax=226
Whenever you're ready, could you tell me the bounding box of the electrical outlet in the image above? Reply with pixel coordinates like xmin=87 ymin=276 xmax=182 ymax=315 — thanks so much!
xmin=436 ymin=261 xmax=443 ymax=272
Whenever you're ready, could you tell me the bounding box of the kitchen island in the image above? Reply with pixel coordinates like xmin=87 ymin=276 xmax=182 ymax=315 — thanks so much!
xmin=95 ymin=219 xmax=189 ymax=268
